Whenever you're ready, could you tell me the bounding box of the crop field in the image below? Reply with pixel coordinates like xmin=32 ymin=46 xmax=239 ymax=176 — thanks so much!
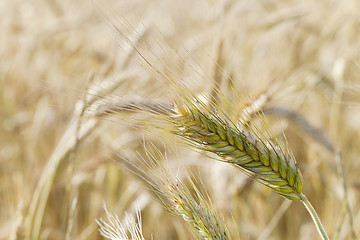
xmin=1 ymin=0 xmax=360 ymax=239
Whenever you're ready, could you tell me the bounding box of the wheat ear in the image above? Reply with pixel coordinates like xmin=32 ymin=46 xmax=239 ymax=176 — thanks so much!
xmin=164 ymin=97 xmax=329 ymax=239
xmin=112 ymin=150 xmax=230 ymax=240
xmin=165 ymin=178 xmax=230 ymax=240
xmin=170 ymin=100 xmax=303 ymax=200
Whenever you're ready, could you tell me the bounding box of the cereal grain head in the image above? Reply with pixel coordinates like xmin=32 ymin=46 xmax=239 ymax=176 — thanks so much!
xmin=168 ymin=97 xmax=303 ymax=200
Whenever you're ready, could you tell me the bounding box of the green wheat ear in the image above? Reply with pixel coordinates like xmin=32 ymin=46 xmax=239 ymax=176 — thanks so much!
xmin=158 ymin=95 xmax=328 ymax=240
xmin=168 ymin=98 xmax=303 ymax=200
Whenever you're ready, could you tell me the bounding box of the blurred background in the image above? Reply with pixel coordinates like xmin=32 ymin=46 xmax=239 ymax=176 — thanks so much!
xmin=1 ymin=0 xmax=360 ymax=239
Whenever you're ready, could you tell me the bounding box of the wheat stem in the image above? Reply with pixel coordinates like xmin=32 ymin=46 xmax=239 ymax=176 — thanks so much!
xmin=300 ymin=193 xmax=329 ymax=240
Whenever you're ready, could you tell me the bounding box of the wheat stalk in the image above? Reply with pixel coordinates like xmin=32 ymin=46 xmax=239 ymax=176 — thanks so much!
xmin=159 ymin=96 xmax=329 ymax=240
xmin=169 ymin=99 xmax=303 ymax=200
xmin=103 ymin=92 xmax=330 ymax=239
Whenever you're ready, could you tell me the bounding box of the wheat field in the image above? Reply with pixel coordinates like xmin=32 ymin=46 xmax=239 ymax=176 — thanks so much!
xmin=1 ymin=0 xmax=360 ymax=239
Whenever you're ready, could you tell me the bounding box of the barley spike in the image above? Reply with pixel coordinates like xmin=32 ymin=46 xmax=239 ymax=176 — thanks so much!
xmin=169 ymin=100 xmax=303 ymax=200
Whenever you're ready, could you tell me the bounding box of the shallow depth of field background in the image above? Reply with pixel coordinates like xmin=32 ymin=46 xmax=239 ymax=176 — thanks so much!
xmin=1 ymin=0 xmax=360 ymax=239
